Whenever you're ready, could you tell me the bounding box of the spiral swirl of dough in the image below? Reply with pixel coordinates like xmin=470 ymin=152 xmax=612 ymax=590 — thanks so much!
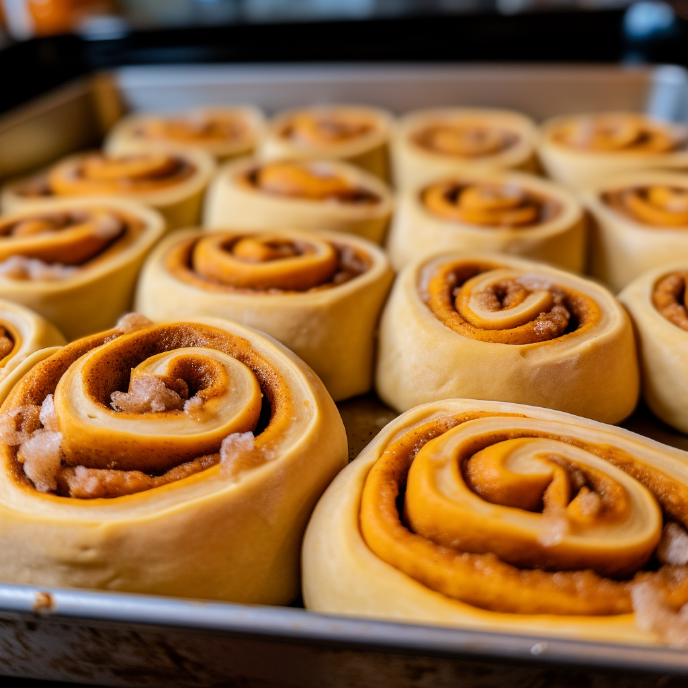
xmin=603 ymin=185 xmax=688 ymax=227
xmin=422 ymin=181 xmax=559 ymax=227
xmin=413 ymin=123 xmax=518 ymax=158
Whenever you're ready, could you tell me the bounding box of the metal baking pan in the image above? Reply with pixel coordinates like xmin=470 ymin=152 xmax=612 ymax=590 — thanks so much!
xmin=1 ymin=63 xmax=688 ymax=687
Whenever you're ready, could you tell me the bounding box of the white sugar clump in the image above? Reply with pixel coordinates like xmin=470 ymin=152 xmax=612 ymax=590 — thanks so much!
xmin=0 ymin=405 xmax=41 ymax=445
xmin=576 ymin=489 xmax=602 ymax=518
xmin=538 ymin=507 xmax=570 ymax=547
xmin=116 ymin=313 xmax=153 ymax=334
xmin=39 ymin=394 xmax=59 ymax=433
xmin=71 ymin=465 xmax=104 ymax=498
xmin=93 ymin=214 xmax=124 ymax=240
xmin=220 ymin=432 xmax=255 ymax=475
xmin=184 ymin=395 xmax=205 ymax=421
xmin=657 ymin=522 xmax=688 ymax=566
xmin=632 ymin=582 xmax=688 ymax=648
xmin=111 ymin=373 xmax=184 ymax=414
xmin=20 ymin=430 xmax=63 ymax=493
xmin=0 ymin=256 xmax=80 ymax=281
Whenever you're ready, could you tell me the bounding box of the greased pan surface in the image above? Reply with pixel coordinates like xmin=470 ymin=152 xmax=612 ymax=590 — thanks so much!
xmin=1 ymin=63 xmax=688 ymax=687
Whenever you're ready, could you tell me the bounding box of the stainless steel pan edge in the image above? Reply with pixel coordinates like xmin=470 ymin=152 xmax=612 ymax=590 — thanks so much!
xmin=0 ymin=583 xmax=687 ymax=677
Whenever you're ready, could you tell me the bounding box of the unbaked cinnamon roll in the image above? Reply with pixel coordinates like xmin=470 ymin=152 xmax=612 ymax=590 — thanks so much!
xmin=204 ymin=158 xmax=393 ymax=244
xmin=0 ymin=315 xmax=346 ymax=603
xmin=539 ymin=113 xmax=688 ymax=189
xmin=0 ymin=199 xmax=165 ymax=339
xmin=105 ymin=106 xmax=265 ymax=161
xmin=619 ymin=264 xmax=688 ymax=434
xmin=262 ymin=105 xmax=391 ymax=180
xmin=303 ymin=399 xmax=688 ymax=646
xmin=135 ymin=228 xmax=393 ymax=401
xmin=2 ymin=149 xmax=216 ymax=230
xmin=377 ymin=252 xmax=638 ymax=423
xmin=585 ymin=172 xmax=688 ymax=292
xmin=387 ymin=171 xmax=585 ymax=272
xmin=392 ymin=109 xmax=538 ymax=190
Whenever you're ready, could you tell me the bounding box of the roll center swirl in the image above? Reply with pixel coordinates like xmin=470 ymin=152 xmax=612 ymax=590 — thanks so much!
xmin=283 ymin=113 xmax=373 ymax=146
xmin=413 ymin=124 xmax=517 ymax=157
xmin=604 ymin=186 xmax=688 ymax=227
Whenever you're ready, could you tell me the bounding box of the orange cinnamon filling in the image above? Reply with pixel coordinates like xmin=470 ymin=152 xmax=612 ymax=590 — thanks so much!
xmin=0 ymin=321 xmax=20 ymax=367
xmin=424 ymin=259 xmax=600 ymax=345
xmin=423 ymin=181 xmax=560 ymax=226
xmin=0 ymin=321 xmax=295 ymax=499
xmin=412 ymin=123 xmax=519 ymax=158
xmin=604 ymin=186 xmax=688 ymax=227
xmin=279 ymin=111 xmax=375 ymax=148
xmin=134 ymin=113 xmax=249 ymax=145
xmin=653 ymin=271 xmax=688 ymax=331
xmin=19 ymin=153 xmax=196 ymax=199
xmin=241 ymin=162 xmax=379 ymax=204
xmin=0 ymin=208 xmax=146 ymax=279
xmin=551 ymin=114 xmax=684 ymax=153
xmin=360 ymin=412 xmax=688 ymax=615
xmin=167 ymin=231 xmax=371 ymax=294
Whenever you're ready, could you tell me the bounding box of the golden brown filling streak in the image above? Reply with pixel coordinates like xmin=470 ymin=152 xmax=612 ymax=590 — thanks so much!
xmin=18 ymin=153 xmax=196 ymax=199
xmin=1 ymin=322 xmax=294 ymax=499
xmin=412 ymin=124 xmax=519 ymax=158
xmin=0 ymin=322 xmax=20 ymax=367
xmin=279 ymin=112 xmax=375 ymax=147
xmin=167 ymin=232 xmax=371 ymax=294
xmin=240 ymin=162 xmax=380 ymax=204
xmin=424 ymin=260 xmax=600 ymax=345
xmin=653 ymin=271 xmax=688 ymax=331
xmin=603 ymin=186 xmax=688 ymax=227
xmin=360 ymin=412 xmax=688 ymax=616
xmin=133 ymin=114 xmax=249 ymax=145
xmin=422 ymin=182 xmax=561 ymax=227
xmin=551 ymin=115 xmax=684 ymax=153
xmin=0 ymin=209 xmax=146 ymax=278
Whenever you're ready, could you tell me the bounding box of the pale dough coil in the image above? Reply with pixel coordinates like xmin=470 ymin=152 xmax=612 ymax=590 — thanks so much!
xmin=204 ymin=158 xmax=394 ymax=245
xmin=0 ymin=198 xmax=165 ymax=340
xmin=584 ymin=171 xmax=688 ymax=292
xmin=1 ymin=148 xmax=216 ymax=230
xmin=261 ymin=105 xmax=392 ymax=180
xmin=135 ymin=227 xmax=393 ymax=402
xmin=105 ymin=106 xmax=265 ymax=161
xmin=376 ymin=252 xmax=638 ymax=423
xmin=620 ymin=264 xmax=688 ymax=434
xmin=303 ymin=399 xmax=688 ymax=645
xmin=392 ymin=108 xmax=539 ymax=190
xmin=0 ymin=316 xmax=347 ymax=603
xmin=387 ymin=170 xmax=585 ymax=272
xmin=538 ymin=112 xmax=688 ymax=189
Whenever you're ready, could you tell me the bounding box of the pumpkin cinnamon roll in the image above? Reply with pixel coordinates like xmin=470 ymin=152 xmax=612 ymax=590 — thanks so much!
xmin=303 ymin=399 xmax=688 ymax=646
xmin=0 ymin=315 xmax=346 ymax=603
xmin=0 ymin=198 xmax=165 ymax=340
xmin=262 ymin=105 xmax=391 ymax=180
xmin=392 ymin=108 xmax=538 ymax=190
xmin=105 ymin=106 xmax=265 ymax=161
xmin=387 ymin=171 xmax=585 ymax=272
xmin=204 ymin=158 xmax=393 ymax=245
xmin=619 ymin=264 xmax=688 ymax=434
xmin=377 ymin=252 xmax=638 ymax=423
xmin=1 ymin=149 xmax=216 ymax=230
xmin=136 ymin=228 xmax=393 ymax=401
xmin=538 ymin=113 xmax=688 ymax=189
xmin=584 ymin=172 xmax=688 ymax=292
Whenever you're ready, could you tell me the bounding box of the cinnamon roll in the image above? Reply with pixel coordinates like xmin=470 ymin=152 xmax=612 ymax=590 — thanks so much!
xmin=392 ymin=108 xmax=538 ymax=190
xmin=0 ymin=316 xmax=346 ymax=603
xmin=0 ymin=199 xmax=165 ymax=340
xmin=135 ymin=228 xmax=393 ymax=401
xmin=105 ymin=106 xmax=265 ymax=161
xmin=262 ymin=105 xmax=391 ymax=180
xmin=539 ymin=113 xmax=688 ymax=189
xmin=619 ymin=264 xmax=688 ymax=434
xmin=377 ymin=252 xmax=638 ymax=423
xmin=204 ymin=158 xmax=393 ymax=244
xmin=303 ymin=399 xmax=688 ymax=646
xmin=585 ymin=172 xmax=688 ymax=292
xmin=2 ymin=149 xmax=216 ymax=230
xmin=387 ymin=171 xmax=585 ymax=272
